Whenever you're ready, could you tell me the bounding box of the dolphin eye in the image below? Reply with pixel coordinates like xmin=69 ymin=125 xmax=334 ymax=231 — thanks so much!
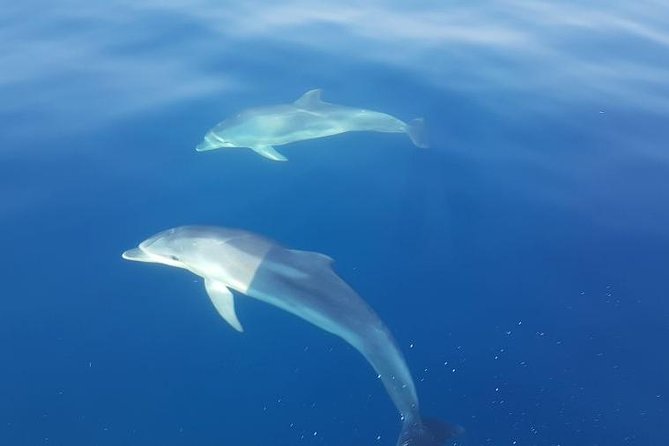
xmin=170 ymin=255 xmax=180 ymax=262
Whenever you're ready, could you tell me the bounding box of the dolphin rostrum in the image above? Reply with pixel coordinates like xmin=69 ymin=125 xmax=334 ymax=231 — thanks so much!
xmin=122 ymin=226 xmax=461 ymax=445
xmin=195 ymin=89 xmax=428 ymax=161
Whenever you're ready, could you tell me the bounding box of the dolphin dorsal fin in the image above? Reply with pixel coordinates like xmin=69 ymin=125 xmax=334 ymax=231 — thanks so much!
xmin=204 ymin=279 xmax=244 ymax=332
xmin=288 ymin=249 xmax=334 ymax=267
xmin=294 ymin=89 xmax=325 ymax=109
xmin=267 ymin=250 xmax=334 ymax=278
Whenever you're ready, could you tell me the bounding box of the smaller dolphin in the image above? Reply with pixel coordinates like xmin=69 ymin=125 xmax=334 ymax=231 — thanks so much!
xmin=123 ymin=226 xmax=461 ymax=446
xmin=195 ymin=89 xmax=428 ymax=161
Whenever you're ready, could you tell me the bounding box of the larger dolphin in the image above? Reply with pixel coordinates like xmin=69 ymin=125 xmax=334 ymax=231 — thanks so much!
xmin=122 ymin=226 xmax=460 ymax=446
xmin=195 ymin=89 xmax=428 ymax=161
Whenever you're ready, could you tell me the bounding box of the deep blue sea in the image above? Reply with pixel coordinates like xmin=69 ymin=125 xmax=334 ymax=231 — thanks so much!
xmin=2 ymin=1 xmax=668 ymax=445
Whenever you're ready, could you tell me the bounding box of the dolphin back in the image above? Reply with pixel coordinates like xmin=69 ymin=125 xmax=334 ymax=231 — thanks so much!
xmin=246 ymin=246 xmax=362 ymax=328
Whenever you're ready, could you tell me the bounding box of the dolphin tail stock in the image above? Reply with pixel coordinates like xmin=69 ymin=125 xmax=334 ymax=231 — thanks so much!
xmin=406 ymin=118 xmax=429 ymax=148
xmin=397 ymin=417 xmax=463 ymax=446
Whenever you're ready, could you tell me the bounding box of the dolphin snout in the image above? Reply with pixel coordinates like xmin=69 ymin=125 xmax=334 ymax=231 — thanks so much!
xmin=196 ymin=133 xmax=225 ymax=152
xmin=122 ymin=247 xmax=153 ymax=262
xmin=196 ymin=141 xmax=215 ymax=152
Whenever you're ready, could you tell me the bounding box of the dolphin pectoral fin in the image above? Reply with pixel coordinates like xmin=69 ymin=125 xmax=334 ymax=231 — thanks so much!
xmin=294 ymin=89 xmax=325 ymax=109
xmin=251 ymin=145 xmax=288 ymax=162
xmin=204 ymin=279 xmax=244 ymax=332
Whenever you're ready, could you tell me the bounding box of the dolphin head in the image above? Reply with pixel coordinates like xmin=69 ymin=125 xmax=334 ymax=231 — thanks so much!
xmin=195 ymin=132 xmax=239 ymax=152
xmin=122 ymin=227 xmax=192 ymax=269
xmin=196 ymin=115 xmax=249 ymax=152
xmin=122 ymin=226 xmax=257 ymax=277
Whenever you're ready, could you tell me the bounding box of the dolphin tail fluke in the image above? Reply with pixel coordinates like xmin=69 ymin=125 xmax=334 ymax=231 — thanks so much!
xmin=397 ymin=418 xmax=463 ymax=446
xmin=406 ymin=118 xmax=429 ymax=148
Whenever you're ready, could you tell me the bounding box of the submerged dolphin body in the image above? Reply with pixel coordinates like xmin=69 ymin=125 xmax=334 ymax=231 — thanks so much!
xmin=123 ymin=226 xmax=460 ymax=446
xmin=195 ymin=89 xmax=428 ymax=161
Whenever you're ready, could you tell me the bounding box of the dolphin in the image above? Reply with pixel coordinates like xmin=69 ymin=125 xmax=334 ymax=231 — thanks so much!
xmin=122 ymin=226 xmax=461 ymax=446
xmin=195 ymin=89 xmax=428 ymax=161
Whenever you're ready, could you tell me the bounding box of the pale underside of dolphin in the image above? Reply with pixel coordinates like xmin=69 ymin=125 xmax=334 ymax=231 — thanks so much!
xmin=123 ymin=226 xmax=460 ymax=446
xmin=195 ymin=89 xmax=428 ymax=161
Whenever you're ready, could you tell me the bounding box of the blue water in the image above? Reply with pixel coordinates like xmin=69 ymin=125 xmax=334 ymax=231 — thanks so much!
xmin=2 ymin=1 xmax=668 ymax=445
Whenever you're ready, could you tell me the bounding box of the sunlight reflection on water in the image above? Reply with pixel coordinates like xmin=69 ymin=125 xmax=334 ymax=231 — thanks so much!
xmin=1 ymin=0 xmax=669 ymax=142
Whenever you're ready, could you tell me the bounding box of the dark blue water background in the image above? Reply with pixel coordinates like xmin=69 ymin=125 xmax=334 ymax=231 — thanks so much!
xmin=1 ymin=1 xmax=668 ymax=445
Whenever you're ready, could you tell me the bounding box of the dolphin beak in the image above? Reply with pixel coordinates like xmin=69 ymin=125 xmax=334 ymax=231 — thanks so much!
xmin=122 ymin=248 xmax=155 ymax=262
xmin=195 ymin=141 xmax=215 ymax=152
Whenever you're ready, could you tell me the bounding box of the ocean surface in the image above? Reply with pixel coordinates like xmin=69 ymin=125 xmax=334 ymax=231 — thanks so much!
xmin=1 ymin=1 xmax=668 ymax=445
